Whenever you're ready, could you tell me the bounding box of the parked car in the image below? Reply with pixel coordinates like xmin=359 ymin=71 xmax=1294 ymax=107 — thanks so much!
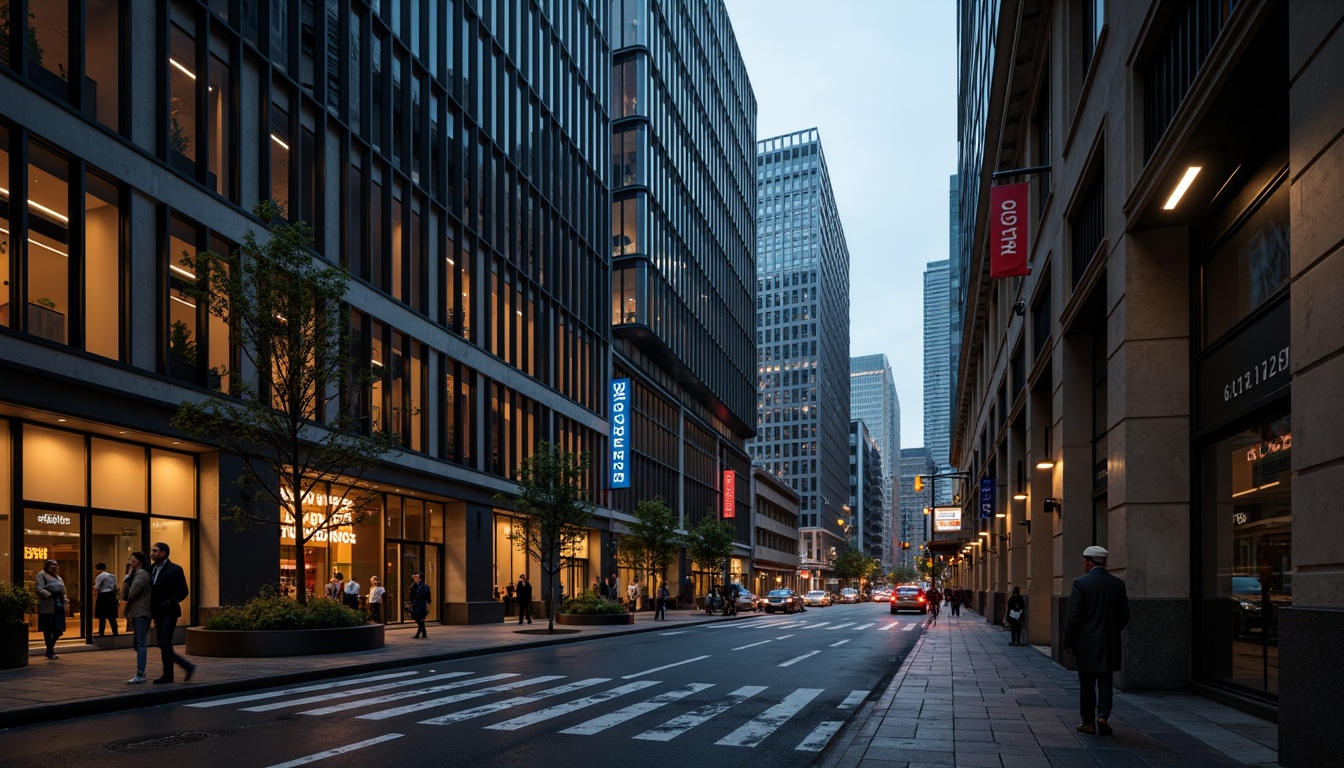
xmin=763 ymin=588 xmax=805 ymax=614
xmin=890 ymin=585 xmax=928 ymax=614
xmin=804 ymin=589 xmax=833 ymax=607
xmin=838 ymin=588 xmax=861 ymax=604
xmin=871 ymin=588 xmax=892 ymax=603
xmin=734 ymin=589 xmax=761 ymax=612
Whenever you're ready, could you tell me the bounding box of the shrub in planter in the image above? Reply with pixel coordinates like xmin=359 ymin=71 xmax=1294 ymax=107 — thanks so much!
xmin=0 ymin=582 xmax=37 ymax=670
xmin=205 ymin=590 xmax=366 ymax=631
xmin=561 ymin=589 xmax=628 ymax=615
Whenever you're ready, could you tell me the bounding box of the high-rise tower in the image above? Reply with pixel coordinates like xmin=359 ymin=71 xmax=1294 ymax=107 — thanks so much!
xmin=851 ymin=354 xmax=900 ymax=567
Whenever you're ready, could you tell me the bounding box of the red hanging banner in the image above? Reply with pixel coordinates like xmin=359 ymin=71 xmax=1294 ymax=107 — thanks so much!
xmin=722 ymin=470 xmax=736 ymax=519
xmin=989 ymin=182 xmax=1030 ymax=278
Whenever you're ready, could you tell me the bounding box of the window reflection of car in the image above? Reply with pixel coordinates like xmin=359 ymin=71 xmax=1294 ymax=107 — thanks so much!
xmin=1231 ymin=576 xmax=1291 ymax=639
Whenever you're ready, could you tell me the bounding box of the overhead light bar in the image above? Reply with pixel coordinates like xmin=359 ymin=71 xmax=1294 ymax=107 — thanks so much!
xmin=1035 ymin=460 xmax=1055 ymax=470
xmin=169 ymin=57 xmax=197 ymax=80
xmin=1162 ymin=166 xmax=1202 ymax=210
xmin=270 ymin=133 xmax=291 ymax=151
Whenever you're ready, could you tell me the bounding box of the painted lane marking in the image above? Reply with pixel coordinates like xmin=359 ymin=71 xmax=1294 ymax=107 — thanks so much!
xmin=356 ymin=675 xmax=564 ymax=721
xmin=775 ymin=634 xmax=795 ymax=640
xmin=829 ymin=639 xmax=851 ymax=648
xmin=483 ymin=680 xmax=659 ymax=731
xmin=878 ymin=622 xmax=899 ymax=631
xmin=732 ymin=639 xmax=774 ymax=651
xmin=826 ymin=622 xmax=855 ymax=630
xmin=299 ymin=673 xmax=518 ymax=716
xmin=902 ymin=622 xmax=918 ymax=631
xmin=242 ymin=672 xmax=471 ymax=712
xmin=187 ymin=672 xmax=419 ymax=708
xmin=796 ymin=721 xmax=845 ymax=752
xmin=779 ymin=651 xmax=821 ymax=667
xmin=622 ymin=654 xmax=710 ymax=679
xmin=716 ymin=688 xmax=823 ymax=748
xmin=851 ymin=623 xmax=875 ymax=630
xmin=560 ymin=683 xmax=714 ymax=736
xmin=418 ymin=678 xmax=609 ymax=725
xmin=837 ymin=690 xmax=868 ymax=709
xmin=264 ymin=733 xmax=403 ymax=767
xmin=632 ymin=685 xmax=767 ymax=742
xmin=659 ymin=631 xmax=689 ymax=635
xmin=801 ymin=622 xmax=830 ymax=630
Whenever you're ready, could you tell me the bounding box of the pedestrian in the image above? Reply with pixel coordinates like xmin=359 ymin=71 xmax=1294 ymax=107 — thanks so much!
xmin=609 ymin=572 xmax=619 ymax=602
xmin=627 ymin=578 xmax=640 ymax=612
xmin=368 ymin=576 xmax=385 ymax=623
xmin=148 ymin=541 xmax=196 ymax=684
xmin=655 ymin=581 xmax=669 ymax=620
xmin=343 ymin=574 xmax=361 ymax=610
xmin=516 ymin=573 xmax=533 ymax=624
xmin=1006 ymin=586 xmax=1025 ymax=645
xmin=725 ymin=582 xmax=739 ymax=616
xmin=926 ymin=585 xmax=942 ymax=621
xmin=504 ymin=582 xmax=515 ymax=616
xmin=1063 ymin=545 xmax=1131 ymax=737
xmin=326 ymin=572 xmax=343 ymax=601
xmin=408 ymin=572 xmax=431 ymax=638
xmin=123 ymin=551 xmax=152 ymax=683
xmin=951 ymin=587 xmax=964 ymax=617
xmin=93 ymin=562 xmax=120 ymax=637
xmin=34 ymin=559 xmax=67 ymax=660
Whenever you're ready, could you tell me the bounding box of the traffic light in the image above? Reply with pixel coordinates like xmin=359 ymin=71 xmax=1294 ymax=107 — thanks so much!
xmin=901 ymin=541 xmax=910 ymax=550
xmin=914 ymin=475 xmax=924 ymax=492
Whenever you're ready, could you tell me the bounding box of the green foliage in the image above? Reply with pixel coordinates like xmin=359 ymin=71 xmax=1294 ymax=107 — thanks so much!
xmin=684 ymin=516 xmax=736 ymax=579
xmin=33 ymin=296 xmax=57 ymax=309
xmin=918 ymin=556 xmax=949 ymax=585
xmin=169 ymin=320 xmax=197 ymax=363
xmin=204 ymin=590 xmax=366 ymax=630
xmin=561 ymin=590 xmax=629 ymax=615
xmin=0 ymin=582 xmax=37 ymax=627
xmin=617 ymin=497 xmax=679 ymax=589
xmin=832 ymin=545 xmax=879 ymax=582
xmin=889 ymin=565 xmax=920 ymax=584
xmin=494 ymin=442 xmax=596 ymax=632
xmin=171 ymin=201 xmax=398 ymax=605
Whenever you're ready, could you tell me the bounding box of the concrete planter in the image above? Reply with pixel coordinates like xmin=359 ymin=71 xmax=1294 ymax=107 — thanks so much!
xmin=186 ymin=623 xmax=384 ymax=657
xmin=555 ymin=613 xmax=634 ymax=626
xmin=0 ymin=624 xmax=29 ymax=670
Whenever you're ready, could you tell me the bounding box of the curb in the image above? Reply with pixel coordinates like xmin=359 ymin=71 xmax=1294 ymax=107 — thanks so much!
xmin=2 ymin=613 xmax=734 ymax=730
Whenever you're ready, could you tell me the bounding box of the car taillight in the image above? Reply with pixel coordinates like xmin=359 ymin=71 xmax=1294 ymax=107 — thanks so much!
xmin=917 ymin=596 xmax=925 ymax=602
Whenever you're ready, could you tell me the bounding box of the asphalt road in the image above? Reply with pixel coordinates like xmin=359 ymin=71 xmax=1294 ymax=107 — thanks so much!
xmin=4 ymin=604 xmax=925 ymax=768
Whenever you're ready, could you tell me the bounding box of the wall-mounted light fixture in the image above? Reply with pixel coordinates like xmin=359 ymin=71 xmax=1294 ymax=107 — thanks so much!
xmin=1162 ymin=166 xmax=1202 ymax=210
xmin=1019 ymin=518 xmax=1032 ymax=534
xmin=1044 ymin=498 xmax=1062 ymax=515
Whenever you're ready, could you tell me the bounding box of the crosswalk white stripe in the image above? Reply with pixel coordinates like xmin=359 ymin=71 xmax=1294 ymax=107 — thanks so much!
xmin=802 ymin=622 xmax=830 ymax=629
xmin=299 ymin=673 xmax=519 ymax=716
xmin=622 ymin=654 xmax=710 ymax=679
xmin=779 ymin=651 xmax=821 ymax=667
xmin=186 ymin=672 xmax=419 ymax=708
xmin=418 ymin=678 xmax=609 ymax=726
xmin=796 ymin=721 xmax=845 ymax=752
xmin=483 ymin=680 xmax=659 ymax=731
xmin=829 ymin=639 xmax=850 ymax=647
xmin=837 ymin=690 xmax=868 ymax=709
xmin=560 ymin=683 xmax=714 ymax=735
xmin=902 ymin=622 xmax=918 ymax=631
xmin=264 ymin=733 xmax=404 ymax=768
xmin=659 ymin=631 xmax=689 ymax=635
xmin=827 ymin=622 xmax=855 ymax=630
xmin=242 ymin=671 xmax=472 ymax=712
xmin=878 ymin=622 xmax=899 ymax=631
xmin=715 ymin=687 xmax=823 ymax=748
xmin=356 ymin=675 xmax=564 ymax=721
xmin=851 ymin=623 xmax=875 ymax=630
xmin=632 ymin=685 xmax=766 ymax=742
xmin=732 ymin=639 xmax=774 ymax=651
xmin=775 ymin=634 xmax=795 ymax=640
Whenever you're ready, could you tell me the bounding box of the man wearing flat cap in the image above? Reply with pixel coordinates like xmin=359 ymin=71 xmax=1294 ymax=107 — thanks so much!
xmin=1063 ymin=545 xmax=1130 ymax=736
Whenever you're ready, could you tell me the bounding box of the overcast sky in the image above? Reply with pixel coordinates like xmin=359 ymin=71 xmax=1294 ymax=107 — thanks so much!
xmin=724 ymin=0 xmax=957 ymax=449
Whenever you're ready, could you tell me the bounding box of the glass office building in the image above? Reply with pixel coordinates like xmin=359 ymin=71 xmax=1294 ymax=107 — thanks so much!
xmin=0 ymin=0 xmax=612 ymax=640
xmin=850 ymin=354 xmax=899 ymax=568
xmin=751 ymin=128 xmax=851 ymax=589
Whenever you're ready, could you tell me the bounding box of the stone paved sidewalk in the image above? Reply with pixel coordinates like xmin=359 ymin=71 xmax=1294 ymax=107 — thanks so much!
xmin=820 ymin=610 xmax=1279 ymax=768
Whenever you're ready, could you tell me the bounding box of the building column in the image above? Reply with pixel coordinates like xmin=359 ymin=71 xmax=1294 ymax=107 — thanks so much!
xmin=1053 ymin=331 xmax=1094 ymax=665
xmin=444 ymin=501 xmax=504 ymax=624
xmin=1027 ymin=390 xmax=1053 ymax=644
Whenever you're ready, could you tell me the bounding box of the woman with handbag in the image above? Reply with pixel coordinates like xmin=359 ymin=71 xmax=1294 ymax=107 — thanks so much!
xmin=34 ymin=560 xmax=67 ymax=660
xmin=1007 ymin=586 xmax=1026 ymax=646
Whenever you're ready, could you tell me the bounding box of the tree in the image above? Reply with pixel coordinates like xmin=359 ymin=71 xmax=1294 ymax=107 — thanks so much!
xmin=616 ymin=497 xmax=679 ymax=609
xmin=889 ymin=565 xmax=920 ymax=584
xmin=832 ymin=545 xmax=878 ymax=587
xmin=683 ymin=516 xmax=736 ymax=591
xmin=171 ymin=201 xmax=398 ymax=605
xmin=918 ymin=555 xmax=950 ymax=587
xmin=494 ymin=443 xmax=595 ymax=633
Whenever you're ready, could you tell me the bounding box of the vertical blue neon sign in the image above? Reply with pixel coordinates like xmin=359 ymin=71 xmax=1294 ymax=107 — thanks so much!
xmin=980 ymin=477 xmax=995 ymax=519
xmin=609 ymin=378 xmax=631 ymax=489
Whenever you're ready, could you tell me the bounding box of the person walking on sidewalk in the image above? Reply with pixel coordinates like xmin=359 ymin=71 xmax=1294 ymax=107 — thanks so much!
xmin=408 ymin=572 xmax=431 ymax=638
xmin=655 ymin=581 xmax=669 ymax=620
xmin=149 ymin=542 xmax=196 ymax=684
xmin=368 ymin=576 xmax=385 ymax=623
xmin=34 ymin=560 xmax=67 ymax=660
xmin=1006 ymin=586 xmax=1026 ymax=645
xmin=123 ymin=551 xmax=152 ymax=683
xmin=343 ymin=574 xmax=361 ymax=610
xmin=93 ymin=562 xmax=120 ymax=637
xmin=951 ymin=587 xmax=964 ymax=617
xmin=1064 ymin=545 xmax=1130 ymax=736
xmin=516 ymin=574 xmax=533 ymax=624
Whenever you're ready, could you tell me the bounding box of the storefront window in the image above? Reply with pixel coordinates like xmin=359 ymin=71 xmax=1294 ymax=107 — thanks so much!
xmin=23 ymin=426 xmax=86 ymax=507
xmin=493 ymin=512 xmax=531 ymax=595
xmin=0 ymin=420 xmax=11 ymax=583
xmin=91 ymin=438 xmax=148 ymax=513
xmin=279 ymin=481 xmax=378 ymax=604
xmin=1202 ymin=178 xmax=1289 ymax=345
xmin=1198 ymin=413 xmax=1292 ymax=696
xmin=151 ymin=517 xmax=193 ymax=623
xmin=151 ymin=449 xmax=196 ymax=516
xmin=24 ymin=508 xmax=82 ymax=641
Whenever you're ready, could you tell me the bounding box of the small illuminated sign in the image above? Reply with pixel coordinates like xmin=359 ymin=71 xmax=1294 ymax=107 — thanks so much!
xmin=722 ymin=470 xmax=736 ymax=519
xmin=933 ymin=506 xmax=963 ymax=533
xmin=24 ymin=546 xmax=49 ymax=560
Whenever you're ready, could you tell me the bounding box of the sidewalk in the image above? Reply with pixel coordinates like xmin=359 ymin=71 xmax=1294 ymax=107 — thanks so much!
xmin=0 ymin=608 xmax=727 ymax=729
xmin=821 ymin=610 xmax=1280 ymax=768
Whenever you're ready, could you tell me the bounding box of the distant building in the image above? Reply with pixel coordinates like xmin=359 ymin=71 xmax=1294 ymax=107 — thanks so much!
xmin=923 ymin=259 xmax=956 ymax=505
xmin=750 ymin=128 xmax=852 ymax=590
xmin=850 ymin=354 xmax=900 ymax=567
xmin=899 ymin=447 xmax=934 ymax=566
xmin=849 ymin=420 xmax=885 ymax=566
xmin=750 ymin=466 xmax=802 ymax=597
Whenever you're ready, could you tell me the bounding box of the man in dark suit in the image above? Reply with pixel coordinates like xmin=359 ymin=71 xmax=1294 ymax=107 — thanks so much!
xmin=1063 ymin=545 xmax=1130 ymax=736
xmin=515 ymin=574 xmax=533 ymax=624
xmin=149 ymin=541 xmax=196 ymax=684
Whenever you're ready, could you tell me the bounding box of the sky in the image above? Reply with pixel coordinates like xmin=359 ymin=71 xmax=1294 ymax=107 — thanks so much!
xmin=723 ymin=0 xmax=958 ymax=450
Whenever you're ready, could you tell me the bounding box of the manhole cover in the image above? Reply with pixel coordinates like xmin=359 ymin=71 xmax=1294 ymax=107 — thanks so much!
xmin=106 ymin=732 xmax=213 ymax=750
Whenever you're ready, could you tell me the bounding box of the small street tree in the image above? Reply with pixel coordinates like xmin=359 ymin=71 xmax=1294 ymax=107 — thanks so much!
xmin=917 ymin=554 xmax=950 ymax=587
xmin=616 ymin=497 xmax=679 ymax=609
xmin=832 ymin=545 xmax=879 ymax=589
xmin=495 ymin=443 xmax=595 ymax=633
xmin=889 ymin=565 xmax=920 ymax=584
xmin=171 ymin=201 xmax=398 ymax=605
xmin=684 ymin=516 xmax=737 ymax=595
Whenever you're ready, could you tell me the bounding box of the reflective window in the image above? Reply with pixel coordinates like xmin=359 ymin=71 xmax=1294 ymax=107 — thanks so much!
xmin=208 ymin=43 xmax=233 ymax=198
xmin=84 ymin=173 xmax=121 ymax=360
xmin=1202 ymin=179 xmax=1289 ymax=345
xmin=0 ymin=124 xmax=10 ymax=316
xmin=270 ymin=98 xmax=292 ymax=215
xmin=169 ymin=9 xmax=198 ymax=163
xmin=86 ymin=0 xmax=122 ymax=132
xmin=26 ymin=141 xmax=70 ymax=345
xmin=167 ymin=217 xmax=199 ymax=382
xmin=27 ymin=0 xmax=70 ymax=99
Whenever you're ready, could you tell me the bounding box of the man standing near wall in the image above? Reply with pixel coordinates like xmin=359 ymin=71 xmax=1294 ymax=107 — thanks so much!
xmin=1063 ymin=545 xmax=1130 ymax=736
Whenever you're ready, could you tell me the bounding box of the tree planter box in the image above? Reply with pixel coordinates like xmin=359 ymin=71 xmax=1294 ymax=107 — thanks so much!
xmin=555 ymin=613 xmax=634 ymax=626
xmin=0 ymin=625 xmax=29 ymax=670
xmin=186 ymin=623 xmax=384 ymax=657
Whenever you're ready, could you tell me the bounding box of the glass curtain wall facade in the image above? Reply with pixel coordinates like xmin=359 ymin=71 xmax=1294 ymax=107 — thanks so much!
xmin=848 ymin=420 xmax=885 ymax=565
xmin=751 ymin=129 xmax=851 ymax=589
xmin=1 ymin=0 xmax=611 ymax=633
xmin=608 ymin=0 xmax=757 ymax=585
xmin=923 ymin=259 xmax=954 ymax=503
xmin=850 ymin=354 xmax=899 ymax=568
xmin=899 ymin=447 xmax=933 ymax=566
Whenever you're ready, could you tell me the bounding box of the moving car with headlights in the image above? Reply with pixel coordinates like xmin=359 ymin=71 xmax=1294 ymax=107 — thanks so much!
xmin=763 ymin=588 xmax=805 ymax=614
xmin=890 ymin=585 xmax=929 ymax=614
xmin=734 ymin=588 xmax=761 ymax=612
xmin=838 ymin=588 xmax=861 ymax=604
xmin=804 ymin=589 xmax=833 ymax=607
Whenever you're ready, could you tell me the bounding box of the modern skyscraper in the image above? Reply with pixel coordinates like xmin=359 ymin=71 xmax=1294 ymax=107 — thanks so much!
xmin=924 ymin=259 xmax=954 ymax=505
xmin=751 ymin=128 xmax=851 ymax=589
xmin=849 ymin=420 xmax=885 ymax=565
xmin=609 ymin=0 xmax=758 ymax=589
xmin=948 ymin=174 xmax=963 ymax=418
xmin=851 ymin=354 xmax=900 ymax=567
xmin=899 ymin=447 xmax=934 ymax=567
